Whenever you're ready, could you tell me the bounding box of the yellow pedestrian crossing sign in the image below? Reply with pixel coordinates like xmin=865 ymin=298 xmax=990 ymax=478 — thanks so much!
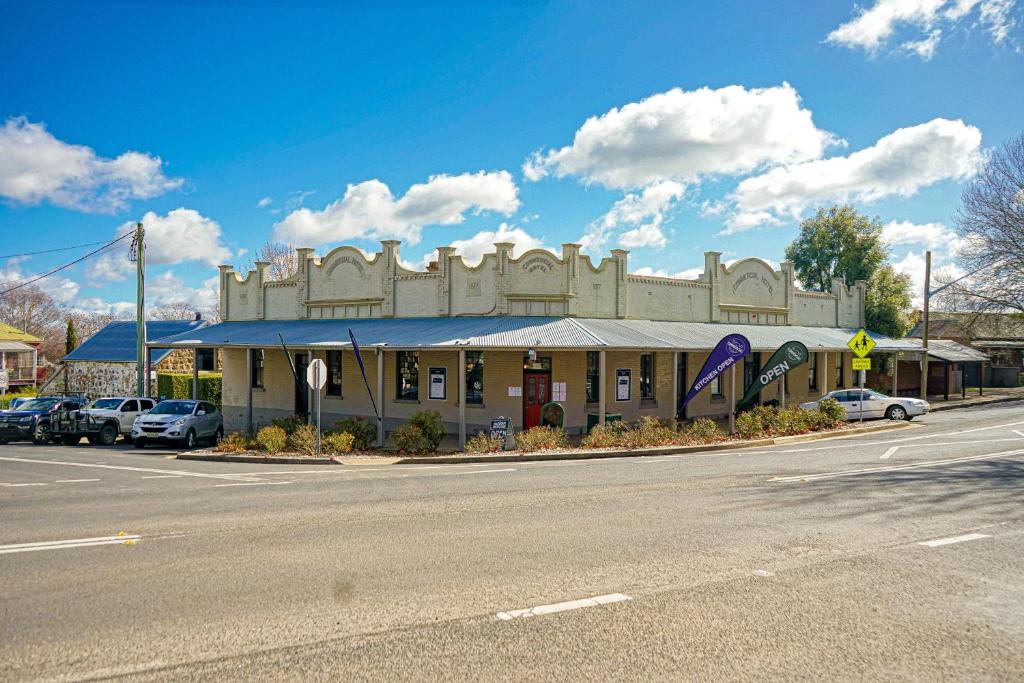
xmin=848 ymin=328 xmax=875 ymax=358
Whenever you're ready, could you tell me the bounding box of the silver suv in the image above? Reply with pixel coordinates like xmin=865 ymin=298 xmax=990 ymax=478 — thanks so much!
xmin=131 ymin=400 xmax=223 ymax=449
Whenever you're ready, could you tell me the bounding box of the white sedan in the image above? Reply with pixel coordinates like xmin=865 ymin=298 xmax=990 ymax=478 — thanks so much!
xmin=801 ymin=389 xmax=930 ymax=421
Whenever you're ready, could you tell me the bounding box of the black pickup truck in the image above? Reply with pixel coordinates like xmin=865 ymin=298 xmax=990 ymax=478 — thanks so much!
xmin=0 ymin=396 xmax=85 ymax=445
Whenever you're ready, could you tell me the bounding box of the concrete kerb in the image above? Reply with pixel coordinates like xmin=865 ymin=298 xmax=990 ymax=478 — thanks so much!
xmin=928 ymin=395 xmax=1024 ymax=412
xmin=175 ymin=420 xmax=911 ymax=466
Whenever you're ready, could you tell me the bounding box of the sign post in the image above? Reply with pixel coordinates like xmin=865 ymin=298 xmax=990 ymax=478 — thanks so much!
xmin=306 ymin=358 xmax=327 ymax=456
xmin=0 ymin=368 xmax=8 ymax=407
xmin=847 ymin=329 xmax=875 ymax=424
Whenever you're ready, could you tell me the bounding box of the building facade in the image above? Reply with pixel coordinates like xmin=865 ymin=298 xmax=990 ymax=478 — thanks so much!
xmin=157 ymin=241 xmax=919 ymax=445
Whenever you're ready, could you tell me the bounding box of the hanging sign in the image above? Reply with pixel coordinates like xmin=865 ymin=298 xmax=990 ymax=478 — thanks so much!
xmin=738 ymin=340 xmax=809 ymax=408
xmin=615 ymin=369 xmax=631 ymax=401
xmin=682 ymin=334 xmax=751 ymax=408
xmin=428 ymin=367 xmax=447 ymax=400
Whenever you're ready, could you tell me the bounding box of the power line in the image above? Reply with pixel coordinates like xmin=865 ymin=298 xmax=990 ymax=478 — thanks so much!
xmin=0 ymin=239 xmax=116 ymax=260
xmin=0 ymin=232 xmax=134 ymax=297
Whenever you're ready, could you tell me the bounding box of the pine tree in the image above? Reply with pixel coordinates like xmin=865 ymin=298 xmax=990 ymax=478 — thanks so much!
xmin=65 ymin=318 xmax=78 ymax=355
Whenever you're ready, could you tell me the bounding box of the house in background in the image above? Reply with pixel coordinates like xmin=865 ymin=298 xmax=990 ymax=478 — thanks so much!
xmin=43 ymin=319 xmax=213 ymax=399
xmin=908 ymin=312 xmax=1024 ymax=388
xmin=0 ymin=322 xmax=42 ymax=389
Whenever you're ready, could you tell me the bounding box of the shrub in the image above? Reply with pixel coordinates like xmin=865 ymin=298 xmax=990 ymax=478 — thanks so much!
xmin=621 ymin=416 xmax=678 ymax=449
xmin=409 ymin=410 xmax=445 ymax=450
xmin=817 ymin=397 xmax=845 ymax=425
xmin=390 ymin=424 xmax=432 ymax=454
xmin=516 ymin=425 xmax=569 ymax=451
xmin=322 ymin=431 xmax=355 ymax=455
xmin=156 ymin=372 xmax=222 ymax=407
xmin=735 ymin=411 xmax=763 ymax=439
xmin=581 ymin=424 xmax=619 ymax=448
xmin=286 ymin=424 xmax=319 ymax=456
xmin=465 ymin=431 xmax=505 ymax=453
xmin=271 ymin=415 xmax=307 ymax=435
xmin=685 ymin=417 xmax=723 ymax=443
xmin=749 ymin=405 xmax=780 ymax=434
xmin=335 ymin=416 xmax=377 ymax=450
xmin=777 ymin=407 xmax=813 ymax=436
xmin=216 ymin=431 xmax=253 ymax=453
xmin=255 ymin=425 xmax=287 ymax=454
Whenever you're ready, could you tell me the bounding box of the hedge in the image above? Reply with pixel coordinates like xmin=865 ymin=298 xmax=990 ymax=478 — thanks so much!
xmin=156 ymin=372 xmax=222 ymax=407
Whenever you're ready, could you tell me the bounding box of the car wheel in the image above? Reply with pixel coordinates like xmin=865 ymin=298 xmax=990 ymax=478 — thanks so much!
xmin=134 ymin=437 xmax=147 ymax=449
xmin=210 ymin=427 xmax=223 ymax=446
xmin=98 ymin=423 xmax=118 ymax=446
xmin=886 ymin=405 xmax=908 ymax=421
xmin=183 ymin=429 xmax=197 ymax=449
xmin=61 ymin=435 xmax=81 ymax=446
xmin=32 ymin=424 xmax=50 ymax=445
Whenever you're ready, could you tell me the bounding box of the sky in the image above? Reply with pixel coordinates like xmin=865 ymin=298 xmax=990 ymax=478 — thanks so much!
xmin=1 ymin=0 xmax=1021 ymax=316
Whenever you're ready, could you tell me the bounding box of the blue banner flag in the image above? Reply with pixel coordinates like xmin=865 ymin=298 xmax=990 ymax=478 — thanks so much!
xmin=681 ymin=334 xmax=750 ymax=408
xmin=348 ymin=328 xmax=379 ymax=419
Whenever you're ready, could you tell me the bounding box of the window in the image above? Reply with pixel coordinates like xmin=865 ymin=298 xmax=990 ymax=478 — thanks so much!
xmin=586 ymin=351 xmax=600 ymax=403
xmin=327 ymin=350 xmax=342 ymax=397
xmin=835 ymin=354 xmax=844 ymax=388
xmin=196 ymin=348 xmax=216 ymax=372
xmin=710 ymin=374 xmax=723 ymax=398
xmin=808 ymin=352 xmax=818 ymax=391
xmin=122 ymin=400 xmax=138 ymax=412
xmin=465 ymin=351 xmax=484 ymax=404
xmin=640 ymin=353 xmax=655 ymax=401
xmin=396 ymin=351 xmax=419 ymax=400
xmin=141 ymin=399 xmax=154 ymax=411
xmin=250 ymin=349 xmax=264 ymax=389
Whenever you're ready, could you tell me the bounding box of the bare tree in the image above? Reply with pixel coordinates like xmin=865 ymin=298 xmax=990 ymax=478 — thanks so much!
xmin=945 ymin=132 xmax=1024 ymax=312
xmin=151 ymin=302 xmax=221 ymax=323
xmin=0 ymin=285 xmax=66 ymax=360
xmin=245 ymin=241 xmax=298 ymax=282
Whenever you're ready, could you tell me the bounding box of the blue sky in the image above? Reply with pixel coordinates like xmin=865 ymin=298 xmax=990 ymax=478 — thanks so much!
xmin=1 ymin=0 xmax=1021 ymax=314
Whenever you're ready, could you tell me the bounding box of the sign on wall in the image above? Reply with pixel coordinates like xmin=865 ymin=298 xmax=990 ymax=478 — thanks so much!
xmin=738 ymin=340 xmax=809 ymax=408
xmin=682 ymin=334 xmax=751 ymax=408
xmin=428 ymin=367 xmax=447 ymax=400
xmin=616 ymin=369 xmax=631 ymax=401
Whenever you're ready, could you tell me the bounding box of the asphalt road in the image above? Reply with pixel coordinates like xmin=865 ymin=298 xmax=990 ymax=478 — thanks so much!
xmin=2 ymin=404 xmax=1023 ymax=681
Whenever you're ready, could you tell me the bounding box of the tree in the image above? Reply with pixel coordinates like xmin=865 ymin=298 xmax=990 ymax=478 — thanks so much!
xmin=0 ymin=285 xmax=65 ymax=361
xmin=65 ymin=318 xmax=78 ymax=355
xmin=151 ymin=302 xmax=221 ymax=323
xmin=865 ymin=266 xmax=915 ymax=337
xmin=784 ymin=205 xmax=887 ymax=292
xmin=943 ymin=131 xmax=1024 ymax=312
xmin=245 ymin=241 xmax=298 ymax=282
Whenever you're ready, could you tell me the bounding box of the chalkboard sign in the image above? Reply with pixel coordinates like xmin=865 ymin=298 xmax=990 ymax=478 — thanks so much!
xmin=489 ymin=416 xmax=511 ymax=445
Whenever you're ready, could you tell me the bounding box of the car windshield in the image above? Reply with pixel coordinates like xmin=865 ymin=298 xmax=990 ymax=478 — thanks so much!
xmin=18 ymin=398 xmax=60 ymax=411
xmin=89 ymin=399 xmax=123 ymax=410
xmin=150 ymin=401 xmax=196 ymax=415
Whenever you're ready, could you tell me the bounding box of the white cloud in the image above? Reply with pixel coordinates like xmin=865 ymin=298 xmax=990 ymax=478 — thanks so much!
xmin=73 ymin=297 xmax=137 ymax=318
xmin=0 ymin=256 xmax=79 ymax=302
xmin=88 ymin=208 xmax=232 ymax=284
xmin=631 ymin=265 xmax=704 ymax=280
xmin=147 ymin=271 xmax=220 ymax=310
xmin=619 ymin=223 xmax=667 ymax=249
xmin=891 ymin=249 xmax=965 ymax=306
xmin=826 ymin=0 xmax=1017 ymax=59
xmin=273 ymin=171 xmax=520 ymax=247
xmin=725 ymin=118 xmax=983 ymax=232
xmin=523 ymin=83 xmax=838 ymax=189
xmin=256 ymin=196 xmax=273 ymax=209
xmin=882 ymin=219 xmax=965 ymax=252
xmin=0 ymin=117 xmax=182 ymax=213
xmin=578 ymin=181 xmax=684 ymax=255
xmin=418 ymin=222 xmax=551 ymax=268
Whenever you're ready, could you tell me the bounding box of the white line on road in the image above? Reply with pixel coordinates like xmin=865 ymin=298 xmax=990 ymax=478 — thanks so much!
xmin=55 ymin=478 xmax=100 ymax=483
xmin=446 ymin=468 xmax=517 ymax=476
xmin=497 ymin=593 xmax=632 ymax=620
xmin=770 ymin=448 xmax=1024 ymax=482
xmin=212 ymin=481 xmax=293 ymax=487
xmin=140 ymin=475 xmax=183 ymax=479
xmin=0 ymin=456 xmax=262 ymax=482
xmin=0 ymin=534 xmax=141 ymax=555
xmin=919 ymin=533 xmax=991 ymax=547
xmin=880 ymin=447 xmax=900 ymax=460
xmin=1013 ymin=430 xmax=1024 ymax=439
xmin=0 ymin=482 xmax=47 ymax=487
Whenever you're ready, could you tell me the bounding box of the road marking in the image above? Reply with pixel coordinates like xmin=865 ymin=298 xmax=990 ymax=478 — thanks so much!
xmin=1013 ymin=430 xmax=1024 ymax=439
xmin=770 ymin=448 xmax=1024 ymax=482
xmin=55 ymin=478 xmax=100 ymax=483
xmin=213 ymin=481 xmax=293 ymax=487
xmin=0 ymin=482 xmax=47 ymax=487
xmin=919 ymin=533 xmax=991 ymax=548
xmin=880 ymin=447 xmax=900 ymax=460
xmin=0 ymin=534 xmax=141 ymax=555
xmin=0 ymin=456 xmax=262 ymax=482
xmin=497 ymin=593 xmax=631 ymax=620
xmin=140 ymin=475 xmax=183 ymax=479
xmin=446 ymin=468 xmax=517 ymax=476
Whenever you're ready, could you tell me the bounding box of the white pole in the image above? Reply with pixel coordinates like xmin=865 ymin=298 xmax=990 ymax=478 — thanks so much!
xmin=893 ymin=352 xmax=899 ymax=397
xmin=246 ymin=348 xmax=254 ymax=433
xmin=728 ymin=364 xmax=736 ymax=435
xmin=458 ymin=348 xmax=466 ymax=450
xmin=598 ymin=350 xmax=607 ymax=426
xmin=859 ymin=369 xmax=865 ymax=423
xmin=192 ymin=348 xmax=200 ymax=401
xmin=376 ymin=348 xmax=385 ymax=448
xmin=780 ymin=373 xmax=786 ymax=409
xmin=315 ymin=361 xmax=321 ymax=456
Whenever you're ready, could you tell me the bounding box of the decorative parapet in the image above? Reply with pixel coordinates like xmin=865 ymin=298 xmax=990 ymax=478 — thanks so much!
xmin=611 ymin=249 xmax=629 ymax=318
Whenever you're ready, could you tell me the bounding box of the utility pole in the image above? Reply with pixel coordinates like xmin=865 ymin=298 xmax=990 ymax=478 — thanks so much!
xmin=130 ymin=223 xmax=146 ymax=398
xmin=920 ymin=250 xmax=930 ymax=400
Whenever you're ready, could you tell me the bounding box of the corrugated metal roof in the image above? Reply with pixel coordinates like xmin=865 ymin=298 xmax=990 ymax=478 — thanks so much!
xmin=926 ymin=339 xmax=989 ymax=363
xmin=153 ymin=316 xmax=924 ymax=353
xmin=0 ymin=341 xmax=35 ymax=352
xmin=0 ymin=322 xmax=41 ymax=344
xmin=66 ymin=320 xmax=208 ymax=363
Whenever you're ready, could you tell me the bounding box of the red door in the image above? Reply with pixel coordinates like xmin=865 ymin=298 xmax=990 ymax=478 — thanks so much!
xmin=523 ymin=372 xmax=550 ymax=429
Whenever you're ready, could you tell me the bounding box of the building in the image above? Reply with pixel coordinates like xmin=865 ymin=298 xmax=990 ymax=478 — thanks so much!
xmin=909 ymin=312 xmax=1024 ymax=387
xmin=0 ymin=322 xmax=41 ymax=389
xmin=155 ymin=241 xmax=924 ymax=445
xmin=47 ymin=319 xmax=212 ymax=398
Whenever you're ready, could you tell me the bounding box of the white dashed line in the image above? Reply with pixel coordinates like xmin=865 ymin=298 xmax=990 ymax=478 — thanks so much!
xmin=497 ymin=593 xmax=632 ymax=620
xmin=55 ymin=478 xmax=100 ymax=483
xmin=212 ymin=481 xmax=292 ymax=487
xmin=140 ymin=475 xmax=183 ymax=479
xmin=880 ymin=447 xmax=900 ymax=460
xmin=770 ymin=448 xmax=1024 ymax=482
xmin=446 ymin=468 xmax=517 ymax=476
xmin=1 ymin=482 xmax=47 ymax=487
xmin=0 ymin=534 xmax=141 ymax=555
xmin=919 ymin=533 xmax=991 ymax=548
